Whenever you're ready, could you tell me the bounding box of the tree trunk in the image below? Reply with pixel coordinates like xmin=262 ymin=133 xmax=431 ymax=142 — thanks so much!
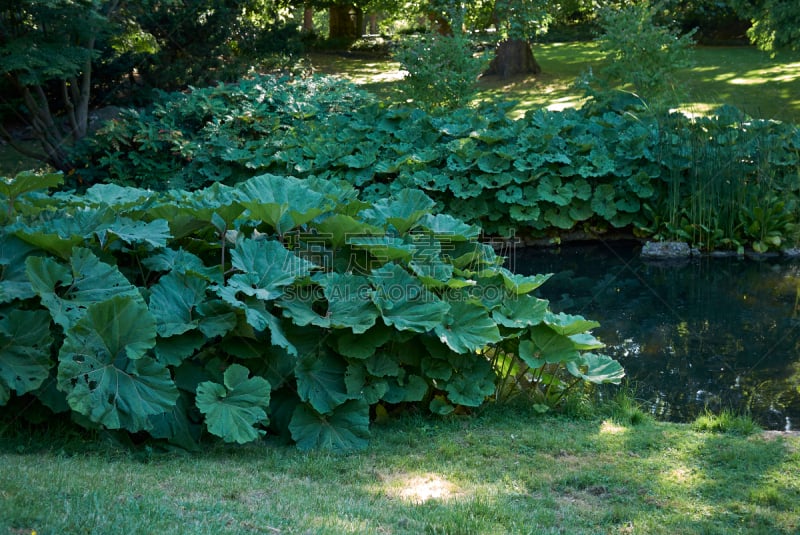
xmin=427 ymin=11 xmax=452 ymax=36
xmin=303 ymin=6 xmax=314 ymax=33
xmin=483 ymin=38 xmax=542 ymax=79
xmin=329 ymin=4 xmax=363 ymax=40
xmin=367 ymin=13 xmax=378 ymax=35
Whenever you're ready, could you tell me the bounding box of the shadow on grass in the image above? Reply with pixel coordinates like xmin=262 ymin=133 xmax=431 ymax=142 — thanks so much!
xmin=2 ymin=404 xmax=799 ymax=534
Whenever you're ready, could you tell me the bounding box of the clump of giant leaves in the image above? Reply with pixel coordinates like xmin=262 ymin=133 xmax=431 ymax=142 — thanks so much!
xmin=0 ymin=171 xmax=623 ymax=451
xmin=76 ymin=74 xmax=800 ymax=250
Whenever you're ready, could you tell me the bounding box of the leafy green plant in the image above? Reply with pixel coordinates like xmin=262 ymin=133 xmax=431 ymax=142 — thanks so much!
xmin=691 ymin=409 xmax=761 ymax=435
xmin=393 ymin=29 xmax=488 ymax=113
xmin=593 ymin=1 xmax=696 ymax=112
xmin=74 ymin=73 xmax=800 ymax=252
xmin=0 ymin=170 xmax=622 ymax=451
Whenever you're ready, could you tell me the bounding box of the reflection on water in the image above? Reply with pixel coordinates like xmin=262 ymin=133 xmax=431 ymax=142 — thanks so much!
xmin=513 ymin=242 xmax=800 ymax=430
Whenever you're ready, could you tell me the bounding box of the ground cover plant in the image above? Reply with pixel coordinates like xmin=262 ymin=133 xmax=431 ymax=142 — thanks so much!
xmin=0 ymin=170 xmax=624 ymax=452
xmin=77 ymin=74 xmax=800 ymax=252
xmin=2 ymin=404 xmax=799 ymax=534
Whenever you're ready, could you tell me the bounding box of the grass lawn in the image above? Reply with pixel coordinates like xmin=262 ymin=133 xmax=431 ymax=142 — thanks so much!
xmin=3 ymin=404 xmax=799 ymax=534
xmin=309 ymin=42 xmax=800 ymax=121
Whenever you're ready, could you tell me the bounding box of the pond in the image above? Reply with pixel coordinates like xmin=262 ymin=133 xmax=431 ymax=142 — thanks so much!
xmin=512 ymin=241 xmax=800 ymax=430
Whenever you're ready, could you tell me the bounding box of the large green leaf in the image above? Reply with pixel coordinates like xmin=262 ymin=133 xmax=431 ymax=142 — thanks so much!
xmin=26 ymin=248 xmax=144 ymax=329
xmin=418 ymin=213 xmax=481 ymax=241
xmin=568 ymin=333 xmax=606 ymax=351
xmin=143 ymin=248 xmax=222 ymax=284
xmin=57 ymin=296 xmax=178 ymax=432
xmin=196 ymin=364 xmax=271 ymax=444
xmin=497 ymin=268 xmax=552 ymax=295
xmin=361 ymin=189 xmax=436 ymax=234
xmin=525 ymin=325 xmax=581 ymax=365
xmin=315 ymin=272 xmax=379 ymax=334
xmin=0 ymin=235 xmax=39 ymax=303
xmin=370 ymin=263 xmax=449 ymax=332
xmin=276 ymin=286 xmax=331 ymax=329
xmin=434 ymin=301 xmax=502 ymax=354
xmin=295 ymin=351 xmax=350 ymax=414
xmin=0 ymin=309 xmax=52 ymax=398
xmin=289 ymin=399 xmax=370 ymax=452
xmin=149 ymin=272 xmax=209 ymax=337
xmin=0 ymin=171 xmax=63 ymax=204
xmin=97 ymin=217 xmax=172 ymax=250
xmin=11 ymin=205 xmax=116 ymax=258
xmin=382 ymin=374 xmax=429 ymax=403
xmin=566 ymin=353 xmax=626 ymax=384
xmin=196 ymin=300 xmax=238 ymax=338
xmin=364 ymin=352 xmax=401 ymax=377
xmin=544 ymin=312 xmax=600 ymax=335
xmin=312 ymin=214 xmax=382 ymax=248
xmin=344 ymin=362 xmax=389 ymax=404
xmin=236 ymin=174 xmax=331 ymax=232
xmin=226 ymin=238 xmax=316 ymax=301
xmin=148 ymin=185 xmax=244 ymax=237
xmin=332 ymin=323 xmax=392 ymax=359
xmin=347 ymin=236 xmax=416 ymax=262
xmin=216 ymin=291 xmax=297 ymax=355
xmin=12 ymin=224 xmax=85 ymax=259
xmin=444 ymin=357 xmax=496 ymax=406
xmin=82 ymin=183 xmax=156 ymax=210
xmin=154 ymin=332 xmax=205 ymax=367
xmin=492 ymin=294 xmax=550 ymax=328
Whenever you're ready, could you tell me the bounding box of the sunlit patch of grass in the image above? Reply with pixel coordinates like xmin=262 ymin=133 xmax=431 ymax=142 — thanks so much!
xmin=2 ymin=410 xmax=799 ymax=534
xmin=307 ymin=42 xmax=800 ymax=122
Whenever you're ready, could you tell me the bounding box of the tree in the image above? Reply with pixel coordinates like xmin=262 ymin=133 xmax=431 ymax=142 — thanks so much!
xmin=729 ymin=0 xmax=800 ymax=51
xmin=0 ymin=0 xmax=122 ymax=170
xmin=0 ymin=0 xmax=298 ymax=170
xmin=590 ymin=2 xmax=695 ymax=112
xmin=329 ymin=3 xmax=365 ymax=38
xmin=483 ymin=0 xmax=550 ymax=78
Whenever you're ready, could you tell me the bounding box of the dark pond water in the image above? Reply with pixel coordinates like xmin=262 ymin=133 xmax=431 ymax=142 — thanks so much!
xmin=512 ymin=241 xmax=800 ymax=430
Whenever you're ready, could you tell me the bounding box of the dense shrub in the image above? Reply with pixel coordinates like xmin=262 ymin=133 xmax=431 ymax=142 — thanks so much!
xmin=593 ymin=1 xmax=696 ymax=112
xmin=0 ymin=171 xmax=622 ymax=451
xmin=393 ymin=32 xmax=488 ymax=113
xmin=75 ymin=74 xmax=800 ymax=251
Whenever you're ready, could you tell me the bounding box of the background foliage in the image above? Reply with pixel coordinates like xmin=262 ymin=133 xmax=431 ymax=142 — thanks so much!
xmin=76 ymin=75 xmax=800 ymax=252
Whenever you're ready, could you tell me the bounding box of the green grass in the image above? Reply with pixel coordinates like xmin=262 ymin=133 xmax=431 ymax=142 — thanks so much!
xmin=309 ymin=43 xmax=800 ymax=121
xmin=3 ymin=404 xmax=799 ymax=534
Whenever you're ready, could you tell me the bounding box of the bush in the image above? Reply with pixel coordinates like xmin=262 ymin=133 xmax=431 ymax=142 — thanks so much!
xmin=0 ymin=171 xmax=623 ymax=451
xmin=75 ymin=74 xmax=800 ymax=252
xmin=593 ymin=1 xmax=696 ymax=112
xmin=393 ymin=32 xmax=488 ymax=113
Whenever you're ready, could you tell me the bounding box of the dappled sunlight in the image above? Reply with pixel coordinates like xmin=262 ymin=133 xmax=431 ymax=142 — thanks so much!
xmin=305 ymin=44 xmax=800 ymax=121
xmin=599 ymin=420 xmax=629 ymax=435
xmin=662 ymin=465 xmax=701 ymax=487
xmin=383 ymin=472 xmax=464 ymax=504
xmin=547 ymin=95 xmax=588 ymax=112
xmin=731 ymin=62 xmax=800 ymax=85
xmin=672 ymin=102 xmax=723 ymax=118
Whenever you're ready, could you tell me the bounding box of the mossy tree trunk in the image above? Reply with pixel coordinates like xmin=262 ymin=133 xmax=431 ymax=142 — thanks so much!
xmin=483 ymin=38 xmax=542 ymax=79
